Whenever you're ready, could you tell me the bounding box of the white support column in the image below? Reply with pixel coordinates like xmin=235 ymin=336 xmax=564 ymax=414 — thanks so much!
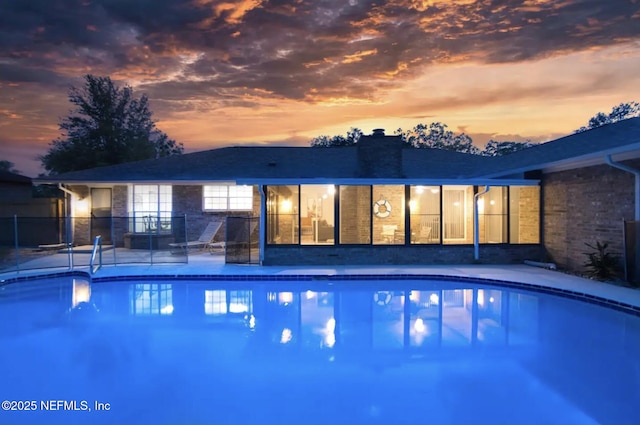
xmin=474 ymin=185 xmax=490 ymax=261
xmin=259 ymin=185 xmax=266 ymax=265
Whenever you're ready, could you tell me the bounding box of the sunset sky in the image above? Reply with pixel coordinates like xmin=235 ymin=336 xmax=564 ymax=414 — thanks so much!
xmin=1 ymin=0 xmax=640 ymax=177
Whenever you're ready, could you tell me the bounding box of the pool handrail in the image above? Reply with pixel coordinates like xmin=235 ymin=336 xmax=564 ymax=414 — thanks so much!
xmin=90 ymin=235 xmax=102 ymax=274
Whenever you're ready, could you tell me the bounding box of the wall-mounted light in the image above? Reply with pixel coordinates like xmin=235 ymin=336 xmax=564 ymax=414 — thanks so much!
xmin=478 ymin=198 xmax=485 ymax=214
xmin=327 ymin=185 xmax=336 ymax=195
xmin=281 ymin=199 xmax=292 ymax=213
xmin=415 ymin=186 xmax=424 ymax=194
xmin=409 ymin=199 xmax=417 ymax=211
xmin=73 ymin=197 xmax=89 ymax=215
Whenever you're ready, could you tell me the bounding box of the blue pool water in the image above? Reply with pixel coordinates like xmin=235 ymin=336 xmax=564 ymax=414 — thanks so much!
xmin=0 ymin=274 xmax=638 ymax=425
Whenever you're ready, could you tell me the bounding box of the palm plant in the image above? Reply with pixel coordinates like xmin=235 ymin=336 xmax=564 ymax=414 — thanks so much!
xmin=583 ymin=241 xmax=620 ymax=280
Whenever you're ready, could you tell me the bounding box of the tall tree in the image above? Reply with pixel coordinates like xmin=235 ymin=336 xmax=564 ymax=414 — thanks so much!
xmin=41 ymin=75 xmax=183 ymax=174
xmin=482 ymin=140 xmax=537 ymax=156
xmin=396 ymin=122 xmax=480 ymax=154
xmin=0 ymin=160 xmax=21 ymax=174
xmin=575 ymin=101 xmax=640 ymax=133
xmin=310 ymin=128 xmax=363 ymax=147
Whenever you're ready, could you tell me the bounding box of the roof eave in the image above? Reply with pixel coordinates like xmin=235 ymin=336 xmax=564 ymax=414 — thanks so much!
xmin=477 ymin=144 xmax=640 ymax=178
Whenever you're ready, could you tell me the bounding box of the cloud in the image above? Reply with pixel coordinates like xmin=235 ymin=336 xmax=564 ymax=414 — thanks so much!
xmin=1 ymin=0 xmax=638 ymax=104
xmin=1 ymin=0 xmax=640 ymax=175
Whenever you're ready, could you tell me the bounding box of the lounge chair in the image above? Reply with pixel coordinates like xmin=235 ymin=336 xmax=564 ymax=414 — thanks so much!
xmin=169 ymin=220 xmax=223 ymax=254
xmin=209 ymin=219 xmax=258 ymax=254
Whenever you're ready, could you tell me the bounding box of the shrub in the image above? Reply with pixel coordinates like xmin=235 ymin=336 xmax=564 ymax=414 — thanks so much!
xmin=583 ymin=241 xmax=620 ymax=280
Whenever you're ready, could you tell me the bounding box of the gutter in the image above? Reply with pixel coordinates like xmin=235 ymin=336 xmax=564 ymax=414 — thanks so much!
xmin=474 ymin=185 xmax=490 ymax=261
xmin=605 ymin=155 xmax=640 ymax=220
xmin=57 ymin=183 xmax=76 ymax=198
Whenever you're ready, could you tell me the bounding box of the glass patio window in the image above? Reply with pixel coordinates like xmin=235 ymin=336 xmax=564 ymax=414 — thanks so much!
xmin=478 ymin=186 xmax=508 ymax=243
xmin=266 ymin=185 xmax=299 ymax=244
xmin=128 ymin=185 xmax=172 ymax=233
xmin=509 ymin=186 xmax=540 ymax=243
xmin=442 ymin=185 xmax=474 ymax=244
xmin=372 ymin=185 xmax=405 ymax=245
xmin=300 ymin=185 xmax=335 ymax=245
xmin=410 ymin=186 xmax=441 ymax=244
xmin=203 ymin=185 xmax=253 ymax=211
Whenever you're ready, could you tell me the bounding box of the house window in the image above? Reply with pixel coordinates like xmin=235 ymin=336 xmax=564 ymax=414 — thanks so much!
xmin=410 ymin=186 xmax=441 ymax=244
xmin=442 ymin=185 xmax=473 ymax=244
xmin=509 ymin=186 xmax=540 ymax=243
xmin=301 ymin=185 xmax=335 ymax=245
xmin=203 ymin=185 xmax=253 ymax=211
xmin=372 ymin=185 xmax=405 ymax=245
xmin=128 ymin=185 xmax=172 ymax=233
xmin=478 ymin=187 xmax=508 ymax=243
xmin=267 ymin=185 xmax=299 ymax=244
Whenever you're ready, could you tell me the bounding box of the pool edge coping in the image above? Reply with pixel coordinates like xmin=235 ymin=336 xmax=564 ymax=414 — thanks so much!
xmin=2 ymin=270 xmax=639 ymax=317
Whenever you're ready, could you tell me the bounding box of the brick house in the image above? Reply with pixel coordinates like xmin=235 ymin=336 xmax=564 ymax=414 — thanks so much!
xmin=0 ymin=171 xmax=64 ymax=246
xmin=37 ymin=118 xmax=640 ymax=274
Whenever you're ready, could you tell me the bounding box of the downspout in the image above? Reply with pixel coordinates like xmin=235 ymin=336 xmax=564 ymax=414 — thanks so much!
xmin=474 ymin=185 xmax=490 ymax=261
xmin=259 ymin=185 xmax=266 ymax=266
xmin=605 ymin=155 xmax=640 ymax=220
xmin=58 ymin=183 xmax=76 ymax=264
xmin=58 ymin=183 xmax=76 ymax=198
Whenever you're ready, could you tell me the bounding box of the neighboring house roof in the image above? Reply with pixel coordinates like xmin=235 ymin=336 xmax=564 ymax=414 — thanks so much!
xmin=0 ymin=171 xmax=32 ymax=185
xmin=35 ymin=117 xmax=640 ymax=185
xmin=476 ymin=117 xmax=640 ymax=178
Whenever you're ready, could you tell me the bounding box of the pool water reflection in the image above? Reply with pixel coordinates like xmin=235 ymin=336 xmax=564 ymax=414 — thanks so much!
xmin=0 ymin=277 xmax=638 ymax=425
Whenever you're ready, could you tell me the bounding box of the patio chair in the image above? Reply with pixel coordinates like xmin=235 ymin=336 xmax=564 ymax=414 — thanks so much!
xmin=209 ymin=219 xmax=258 ymax=254
xmin=169 ymin=220 xmax=223 ymax=254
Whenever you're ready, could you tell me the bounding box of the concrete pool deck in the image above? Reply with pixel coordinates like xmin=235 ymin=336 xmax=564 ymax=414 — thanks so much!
xmin=2 ymin=251 xmax=639 ymax=311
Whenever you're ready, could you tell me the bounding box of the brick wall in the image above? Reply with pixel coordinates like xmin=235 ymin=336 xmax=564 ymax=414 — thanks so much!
xmin=542 ymin=160 xmax=637 ymax=272
xmin=263 ymin=244 xmax=542 ymax=266
xmin=172 ymin=185 xmax=260 ymax=244
xmin=112 ymin=185 xmax=128 ymax=246
xmin=372 ymin=185 xmax=405 ymax=243
xmin=518 ymin=186 xmax=540 ymax=243
xmin=340 ymin=186 xmax=371 ymax=243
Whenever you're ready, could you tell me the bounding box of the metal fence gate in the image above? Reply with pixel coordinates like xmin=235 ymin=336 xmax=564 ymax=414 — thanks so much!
xmin=623 ymin=220 xmax=640 ymax=284
xmin=224 ymin=216 xmax=260 ymax=264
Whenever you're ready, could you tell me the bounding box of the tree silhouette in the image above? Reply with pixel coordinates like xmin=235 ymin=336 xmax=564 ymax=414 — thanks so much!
xmin=41 ymin=75 xmax=183 ymax=174
xmin=575 ymin=101 xmax=640 ymax=133
xmin=0 ymin=160 xmax=21 ymax=174
xmin=396 ymin=123 xmax=479 ymax=154
xmin=482 ymin=140 xmax=537 ymax=156
xmin=310 ymin=128 xmax=363 ymax=147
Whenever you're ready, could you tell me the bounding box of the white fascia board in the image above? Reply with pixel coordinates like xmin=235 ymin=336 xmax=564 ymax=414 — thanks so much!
xmin=38 ymin=178 xmax=540 ymax=186
xmin=235 ymin=178 xmax=539 ymax=186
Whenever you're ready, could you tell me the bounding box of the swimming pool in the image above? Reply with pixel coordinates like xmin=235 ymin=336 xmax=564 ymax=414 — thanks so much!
xmin=0 ymin=273 xmax=638 ymax=425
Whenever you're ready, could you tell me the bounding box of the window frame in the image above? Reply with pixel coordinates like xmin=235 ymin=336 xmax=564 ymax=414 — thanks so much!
xmin=128 ymin=184 xmax=173 ymax=233
xmin=203 ymin=185 xmax=253 ymax=212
